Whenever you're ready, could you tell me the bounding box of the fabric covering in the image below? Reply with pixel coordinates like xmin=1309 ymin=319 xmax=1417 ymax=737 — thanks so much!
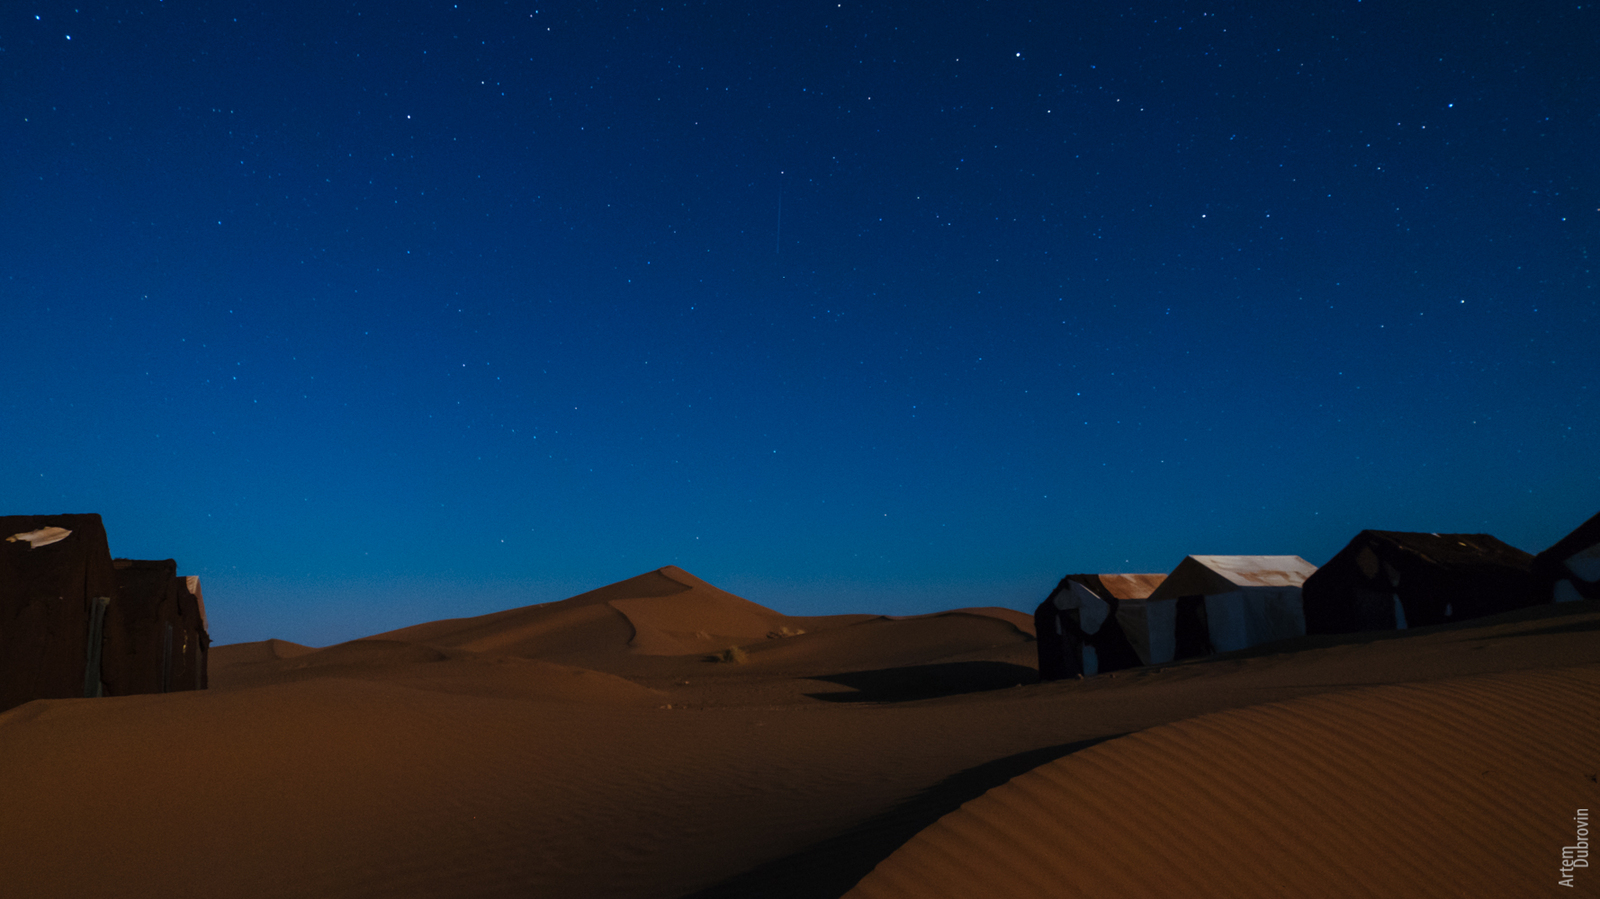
xmin=0 ymin=513 xmax=118 ymax=712
xmin=1531 ymin=511 xmax=1600 ymax=604
xmin=1035 ymin=574 xmax=1157 ymax=680
xmin=106 ymin=560 xmax=209 ymax=695
xmin=1302 ymin=531 xmax=1535 ymax=634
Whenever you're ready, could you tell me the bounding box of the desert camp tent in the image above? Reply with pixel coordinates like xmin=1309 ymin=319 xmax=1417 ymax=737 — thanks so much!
xmin=1301 ymin=531 xmax=1535 ymax=634
xmin=0 ymin=514 xmax=118 ymax=712
xmin=1035 ymin=573 xmax=1165 ymax=680
xmin=106 ymin=559 xmax=209 ymax=695
xmin=1532 ymin=511 xmax=1600 ymax=604
xmin=2 ymin=516 xmax=209 ymax=709
xmin=1142 ymin=555 xmax=1317 ymax=657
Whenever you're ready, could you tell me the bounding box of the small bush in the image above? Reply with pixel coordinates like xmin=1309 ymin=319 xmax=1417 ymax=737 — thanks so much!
xmin=707 ymin=646 xmax=747 ymax=664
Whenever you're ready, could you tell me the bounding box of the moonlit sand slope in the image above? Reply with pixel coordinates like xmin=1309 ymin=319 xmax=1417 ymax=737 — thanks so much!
xmin=1 ymin=568 xmax=1596 ymax=899
xmin=846 ymin=665 xmax=1600 ymax=899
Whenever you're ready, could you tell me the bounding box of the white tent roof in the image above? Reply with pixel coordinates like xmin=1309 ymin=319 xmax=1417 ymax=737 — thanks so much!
xmin=1148 ymin=555 xmax=1318 ymax=600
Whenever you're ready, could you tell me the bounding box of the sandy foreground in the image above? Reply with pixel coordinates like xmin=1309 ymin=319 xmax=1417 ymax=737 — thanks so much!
xmin=2 ymin=566 xmax=1596 ymax=898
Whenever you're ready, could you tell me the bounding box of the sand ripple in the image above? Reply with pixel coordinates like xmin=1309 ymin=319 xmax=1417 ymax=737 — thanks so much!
xmin=847 ymin=665 xmax=1600 ymax=899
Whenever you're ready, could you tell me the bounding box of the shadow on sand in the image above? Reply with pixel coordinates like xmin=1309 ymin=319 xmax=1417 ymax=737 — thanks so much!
xmin=803 ymin=661 xmax=1038 ymax=703
xmin=1206 ymin=598 xmax=1600 ymax=662
xmin=679 ymin=735 xmax=1124 ymax=899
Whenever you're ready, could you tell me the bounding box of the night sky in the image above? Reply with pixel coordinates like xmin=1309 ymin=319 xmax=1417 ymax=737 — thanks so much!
xmin=4 ymin=1 xmax=1595 ymax=647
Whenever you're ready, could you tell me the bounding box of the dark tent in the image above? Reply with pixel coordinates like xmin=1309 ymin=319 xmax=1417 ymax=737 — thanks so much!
xmin=1 ymin=514 xmax=119 ymax=712
xmin=1035 ymin=573 xmax=1163 ymax=681
xmin=1302 ymin=530 xmax=1535 ymax=634
xmin=105 ymin=559 xmax=208 ymax=695
xmin=1532 ymin=511 xmax=1600 ymax=604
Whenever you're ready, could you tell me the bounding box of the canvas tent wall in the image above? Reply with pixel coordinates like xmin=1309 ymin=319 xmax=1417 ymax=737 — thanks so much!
xmin=178 ymin=575 xmax=211 ymax=689
xmin=0 ymin=513 xmax=118 ymax=712
xmin=1301 ymin=531 xmax=1535 ymax=635
xmin=1143 ymin=555 xmax=1317 ymax=657
xmin=1035 ymin=573 xmax=1165 ymax=680
xmin=1116 ymin=594 xmax=1209 ymax=667
xmin=1532 ymin=511 xmax=1600 ymax=604
xmin=106 ymin=559 xmax=208 ymax=695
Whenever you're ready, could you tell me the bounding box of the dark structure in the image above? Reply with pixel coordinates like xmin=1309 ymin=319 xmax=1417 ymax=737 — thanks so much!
xmin=1035 ymin=573 xmax=1163 ymax=681
xmin=1 ymin=514 xmax=119 ymax=712
xmin=1532 ymin=511 xmax=1600 ymax=604
xmin=104 ymin=559 xmax=209 ymax=696
xmin=1171 ymin=595 xmax=1213 ymax=660
xmin=1302 ymin=531 xmax=1535 ymax=634
xmin=2 ymin=515 xmax=211 ymax=712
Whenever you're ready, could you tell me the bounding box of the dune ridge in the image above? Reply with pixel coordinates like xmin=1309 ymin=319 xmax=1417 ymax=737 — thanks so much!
xmin=4 ymin=569 xmax=1597 ymax=899
xmin=369 ymin=566 xmax=806 ymax=659
xmin=209 ymin=567 xmax=1045 ymax=709
xmin=366 ymin=567 xmax=1033 ymax=663
xmin=846 ymin=664 xmax=1600 ymax=899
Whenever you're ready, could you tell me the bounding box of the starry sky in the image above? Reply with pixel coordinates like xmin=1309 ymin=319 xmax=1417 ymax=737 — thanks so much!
xmin=4 ymin=1 xmax=1596 ymax=646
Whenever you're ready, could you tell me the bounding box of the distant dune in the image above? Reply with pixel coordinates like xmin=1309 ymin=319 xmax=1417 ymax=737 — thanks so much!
xmin=2 ymin=567 xmax=1596 ymax=898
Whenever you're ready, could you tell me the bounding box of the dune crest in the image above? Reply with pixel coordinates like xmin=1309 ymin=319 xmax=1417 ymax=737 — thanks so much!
xmin=609 ymin=567 xmax=792 ymax=654
xmin=210 ymin=567 xmax=1045 ymax=708
xmin=881 ymin=607 xmax=1036 ymax=637
xmin=846 ymin=664 xmax=1600 ymax=899
xmin=2 ymin=596 xmax=1597 ymax=898
xmin=363 ymin=566 xmax=799 ymax=659
xmin=211 ymin=638 xmax=316 ymax=666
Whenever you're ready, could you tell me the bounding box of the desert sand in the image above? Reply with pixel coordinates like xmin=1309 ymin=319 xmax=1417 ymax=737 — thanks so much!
xmin=2 ymin=565 xmax=1596 ymax=898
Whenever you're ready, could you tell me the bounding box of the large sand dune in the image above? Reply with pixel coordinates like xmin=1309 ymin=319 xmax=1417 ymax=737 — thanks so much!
xmin=2 ymin=567 xmax=1596 ymax=898
xmin=846 ymin=665 xmax=1600 ymax=899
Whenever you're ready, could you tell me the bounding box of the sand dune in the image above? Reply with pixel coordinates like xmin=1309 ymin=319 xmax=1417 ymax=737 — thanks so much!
xmin=211 ymin=567 xmax=1042 ymax=707
xmin=361 ymin=566 xmax=1031 ymax=667
xmin=214 ymin=638 xmax=665 ymax=705
xmin=3 ymin=568 xmax=1597 ymax=899
xmin=212 ymin=637 xmax=317 ymax=664
xmin=846 ymin=665 xmax=1600 ymax=899
xmin=368 ymin=566 xmax=812 ymax=659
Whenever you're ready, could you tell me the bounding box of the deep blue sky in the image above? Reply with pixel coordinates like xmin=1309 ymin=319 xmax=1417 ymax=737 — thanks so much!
xmin=4 ymin=1 xmax=1595 ymax=646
